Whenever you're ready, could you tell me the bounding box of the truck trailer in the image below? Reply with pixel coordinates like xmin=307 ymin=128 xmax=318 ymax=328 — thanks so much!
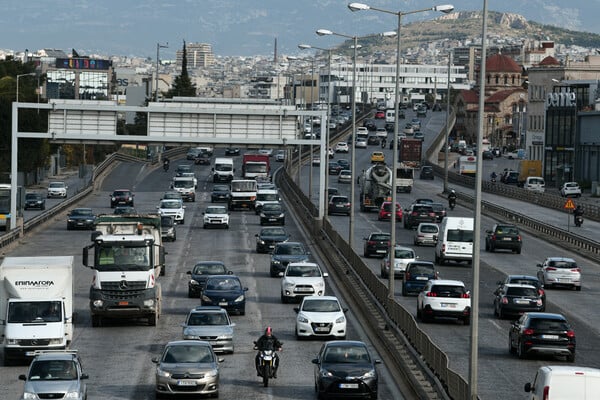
xmin=359 ymin=163 xmax=393 ymax=212
xmin=0 ymin=256 xmax=74 ymax=365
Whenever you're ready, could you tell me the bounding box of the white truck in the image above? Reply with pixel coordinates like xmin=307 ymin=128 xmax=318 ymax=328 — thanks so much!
xmin=212 ymin=157 xmax=235 ymax=183
xmin=171 ymin=176 xmax=196 ymax=202
xmin=395 ymin=163 xmax=414 ymax=193
xmin=0 ymin=256 xmax=74 ymax=365
xmin=82 ymin=214 xmax=165 ymax=327
xmin=229 ymin=179 xmax=258 ymax=211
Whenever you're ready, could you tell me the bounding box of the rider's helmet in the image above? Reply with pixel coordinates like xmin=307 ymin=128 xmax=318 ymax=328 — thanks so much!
xmin=265 ymin=326 xmax=272 ymax=336
xmin=451 ymin=189 xmax=455 ymax=194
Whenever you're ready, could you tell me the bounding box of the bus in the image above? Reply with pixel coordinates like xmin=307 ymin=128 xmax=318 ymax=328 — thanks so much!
xmin=0 ymin=184 xmax=11 ymax=231
xmin=458 ymin=156 xmax=477 ymax=177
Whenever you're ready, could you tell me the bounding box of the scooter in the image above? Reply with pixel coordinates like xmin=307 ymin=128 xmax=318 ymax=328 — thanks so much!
xmin=574 ymin=215 xmax=583 ymax=227
xmin=254 ymin=341 xmax=281 ymax=387
xmin=448 ymin=198 xmax=456 ymax=211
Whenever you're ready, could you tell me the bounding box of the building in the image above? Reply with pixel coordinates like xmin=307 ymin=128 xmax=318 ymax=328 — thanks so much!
xmin=176 ymin=43 xmax=215 ymax=69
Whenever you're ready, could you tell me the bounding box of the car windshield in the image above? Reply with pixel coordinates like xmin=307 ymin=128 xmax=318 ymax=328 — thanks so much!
xmin=173 ymin=180 xmax=194 ymax=189
xmin=323 ymin=346 xmax=369 ymax=364
xmin=431 ymin=203 xmax=444 ymax=212
xmin=193 ymin=263 xmax=226 ymax=275
xmin=28 ymin=360 xmax=78 ymax=381
xmin=163 ymin=345 xmax=213 ymax=364
xmin=408 ymin=264 xmax=434 ymax=275
xmin=187 ymin=312 xmax=229 ymax=326
xmin=8 ymin=300 xmax=62 ymax=323
xmin=26 ymin=193 xmax=41 ymax=200
xmin=302 ymin=299 xmax=341 ymax=312
xmin=509 ymin=278 xmax=538 ymax=287
xmin=496 ymin=226 xmax=518 ymax=235
xmin=49 ymin=182 xmax=65 ymax=188
xmin=370 ymin=234 xmax=390 ymax=241
xmin=263 ymin=204 xmax=283 ymax=212
xmin=205 ymin=207 xmax=227 ymax=214
xmin=161 ymin=200 xmax=182 ymax=209
xmin=206 ymin=278 xmax=241 ymax=291
xmin=394 ymin=249 xmax=415 ymax=259
xmin=113 ymin=190 xmax=130 ymax=196
xmin=506 ymin=287 xmax=538 ymax=297
xmin=286 ymin=265 xmax=321 ymax=277
xmin=70 ymin=209 xmax=93 ymax=216
xmin=276 ymin=244 xmax=305 ymax=255
xmin=161 ymin=217 xmax=174 ymax=227
xmin=262 ymin=227 xmax=286 ymax=236
xmin=257 ymin=193 xmax=279 ymax=201
xmin=213 ymin=185 xmax=229 ymax=192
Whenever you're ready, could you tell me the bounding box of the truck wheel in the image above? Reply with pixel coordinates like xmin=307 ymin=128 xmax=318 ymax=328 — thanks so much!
xmin=91 ymin=315 xmax=102 ymax=327
xmin=148 ymin=312 xmax=158 ymax=326
xmin=160 ymin=266 xmax=166 ymax=276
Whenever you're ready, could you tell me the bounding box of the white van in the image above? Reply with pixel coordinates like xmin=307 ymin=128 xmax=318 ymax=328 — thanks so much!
xmin=434 ymin=217 xmax=474 ymax=265
xmin=524 ymin=176 xmax=545 ymax=193
xmin=385 ymin=109 xmax=395 ymax=123
xmin=212 ymin=157 xmax=235 ymax=182
xmin=524 ymin=365 xmax=600 ymax=399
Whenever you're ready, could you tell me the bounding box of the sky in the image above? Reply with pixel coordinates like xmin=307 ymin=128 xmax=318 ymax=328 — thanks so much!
xmin=0 ymin=0 xmax=597 ymax=59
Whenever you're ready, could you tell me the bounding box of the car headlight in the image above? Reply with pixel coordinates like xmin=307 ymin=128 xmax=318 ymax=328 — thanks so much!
xmin=201 ymin=294 xmax=212 ymax=302
xmin=205 ymin=369 xmax=219 ymax=378
xmin=277 ymin=213 xmax=284 ymax=218
xmin=68 ymin=219 xmax=74 ymax=222
xmin=189 ymin=279 xmax=199 ymax=286
xmin=64 ymin=391 xmax=80 ymax=399
xmin=234 ymin=295 xmax=245 ymax=302
xmin=258 ymin=239 xmax=266 ymax=245
xmin=260 ymin=213 xmax=266 ymax=218
xmin=111 ymin=197 xmax=116 ymax=201
xmin=156 ymin=367 xmax=171 ymax=378
xmin=315 ymin=281 xmax=324 ymax=288
xmin=335 ymin=315 xmax=346 ymax=324
xmin=297 ymin=315 xmax=309 ymax=323
xmin=361 ymin=369 xmax=376 ymax=379
xmin=272 ymin=259 xmax=281 ymax=265
xmin=183 ymin=334 xmax=199 ymax=340
xmin=283 ymin=281 xmax=294 ymax=289
xmin=22 ymin=392 xmax=37 ymax=399
xmin=320 ymin=369 xmax=334 ymax=378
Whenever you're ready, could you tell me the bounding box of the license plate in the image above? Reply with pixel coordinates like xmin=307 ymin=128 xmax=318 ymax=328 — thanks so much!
xmin=376 ymin=250 xmax=386 ymax=253
xmin=515 ymin=299 xmax=530 ymax=304
xmin=296 ymin=287 xmax=313 ymax=292
xmin=118 ymin=301 xmax=129 ymax=306
xmin=502 ymin=237 xmax=512 ymax=241
xmin=268 ymin=218 xmax=277 ymax=221
xmin=441 ymin=303 xmax=456 ymax=308
xmin=177 ymin=380 xmax=197 ymax=386
xmin=541 ymin=334 xmax=559 ymax=340
xmin=315 ymin=327 xmax=329 ymax=332
xmin=339 ymin=383 xmax=359 ymax=389
xmin=219 ymin=302 xmax=228 ymax=306
xmin=416 ymin=276 xmax=428 ymax=280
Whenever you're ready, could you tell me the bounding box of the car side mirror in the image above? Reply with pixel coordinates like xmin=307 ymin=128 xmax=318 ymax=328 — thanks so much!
xmin=524 ymin=382 xmax=532 ymax=392
xmin=311 ymin=358 xmax=319 ymax=365
xmin=151 ymin=357 xmax=159 ymax=363
xmin=293 ymin=307 xmax=300 ymax=313
xmin=343 ymin=308 xmax=349 ymax=313
xmin=536 ymin=264 xmax=542 ymax=268
xmin=218 ymin=357 xmax=225 ymax=363
xmin=18 ymin=374 xmax=26 ymax=381
xmin=323 ymin=272 xmax=329 ymax=278
xmin=278 ymin=272 xmax=284 ymax=277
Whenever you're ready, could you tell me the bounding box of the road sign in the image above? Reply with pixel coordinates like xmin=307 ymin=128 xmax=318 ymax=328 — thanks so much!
xmin=564 ymin=198 xmax=576 ymax=210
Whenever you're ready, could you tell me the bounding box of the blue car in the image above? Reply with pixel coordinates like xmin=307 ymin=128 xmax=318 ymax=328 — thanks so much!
xmin=401 ymin=261 xmax=438 ymax=296
xmin=201 ymin=275 xmax=248 ymax=315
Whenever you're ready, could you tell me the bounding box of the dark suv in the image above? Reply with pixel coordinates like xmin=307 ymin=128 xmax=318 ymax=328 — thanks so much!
xmin=419 ymin=166 xmax=434 ymax=180
xmin=508 ymin=312 xmax=575 ymax=361
xmin=110 ymin=189 xmax=134 ymax=208
xmin=328 ymin=195 xmax=351 ymax=216
xmin=270 ymin=241 xmax=310 ymax=277
xmin=485 ymin=223 xmax=522 ymax=253
xmin=403 ymin=204 xmax=436 ymax=229
xmin=402 ymin=261 xmax=438 ymax=296
xmin=363 ymin=232 xmax=391 ymax=258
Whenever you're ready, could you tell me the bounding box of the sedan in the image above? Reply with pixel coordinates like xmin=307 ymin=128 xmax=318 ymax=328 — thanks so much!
xmin=186 ymin=261 xmax=233 ymax=298
xmin=225 ymin=147 xmax=241 ymax=156
xmin=152 ymin=340 xmax=222 ymax=398
xmin=377 ymin=201 xmax=402 ymax=221
xmin=67 ymin=208 xmax=96 ymax=230
xmin=47 ymin=181 xmax=68 ymax=198
xmin=355 ymin=138 xmax=368 ymax=148
xmin=537 ymin=257 xmax=581 ymax=290
xmin=370 ymin=151 xmax=385 ymax=163
xmin=493 ymin=283 xmax=544 ymax=319
xmin=560 ymin=181 xmax=582 ymax=197
xmin=255 ymin=226 xmax=290 ymax=253
xmin=312 ymin=341 xmax=381 ymax=400
xmin=508 ymin=312 xmax=575 ymax=361
xmin=181 ymin=306 xmax=236 ymax=354
xmin=294 ymin=296 xmax=347 ymax=339
xmin=201 ymin=275 xmax=248 ymax=315
xmin=24 ymin=192 xmax=46 ymax=210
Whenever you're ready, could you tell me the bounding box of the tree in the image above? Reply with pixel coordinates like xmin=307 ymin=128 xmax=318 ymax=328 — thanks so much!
xmin=165 ymin=40 xmax=196 ymax=98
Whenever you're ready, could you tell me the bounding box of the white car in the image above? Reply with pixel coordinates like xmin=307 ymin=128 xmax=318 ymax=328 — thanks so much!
xmin=294 ymin=295 xmax=347 ymax=339
xmin=417 ymin=279 xmax=471 ymax=324
xmin=334 ymin=142 xmax=349 ymax=153
xmin=560 ymin=182 xmax=582 ymax=197
xmin=280 ymin=262 xmax=328 ymax=303
xmin=414 ymin=223 xmax=439 ymax=246
xmin=157 ymin=199 xmax=185 ymax=224
xmin=47 ymin=181 xmax=68 ymax=198
xmin=536 ymin=257 xmax=581 ymax=290
xmin=355 ymin=138 xmax=368 ymax=148
xmin=275 ymin=150 xmax=285 ymax=162
xmin=380 ymin=246 xmax=418 ymax=278
xmin=375 ymin=128 xmax=388 ymax=138
xmin=202 ymin=205 xmax=230 ymax=229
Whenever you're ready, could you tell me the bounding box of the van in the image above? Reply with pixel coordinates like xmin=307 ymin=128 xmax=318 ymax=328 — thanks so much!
xmin=524 ymin=176 xmax=545 ymax=193
xmin=524 ymin=365 xmax=600 ymax=399
xmin=434 ymin=217 xmax=474 ymax=265
xmin=212 ymin=157 xmax=235 ymax=183
xmin=385 ymin=109 xmax=395 ymax=123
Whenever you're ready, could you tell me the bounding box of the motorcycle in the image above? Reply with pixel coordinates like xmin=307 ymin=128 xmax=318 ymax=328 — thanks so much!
xmin=381 ymin=139 xmax=386 ymax=149
xmin=448 ymin=198 xmax=456 ymax=210
xmin=574 ymin=215 xmax=583 ymax=227
xmin=254 ymin=341 xmax=280 ymax=387
xmin=163 ymin=161 xmax=170 ymax=172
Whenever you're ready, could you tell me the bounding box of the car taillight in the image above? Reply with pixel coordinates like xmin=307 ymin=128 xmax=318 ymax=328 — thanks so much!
xmin=461 ymin=293 xmax=470 ymax=298
xmin=572 ymin=268 xmax=581 ymax=273
xmin=491 ymin=234 xmax=497 ymax=240
xmin=517 ymin=235 xmax=521 ymax=241
xmin=523 ymin=328 xmax=535 ymax=335
xmin=367 ymin=241 xmax=376 ymax=245
xmin=429 ymin=212 xmax=436 ymax=217
xmin=543 ymin=386 xmax=549 ymax=400
xmin=411 ymin=211 xmax=418 ymax=216
xmin=538 ymin=289 xmax=545 ymax=296
xmin=426 ymin=292 xmax=437 ymax=297
xmin=566 ymin=330 xmax=575 ymax=338
xmin=545 ymin=267 xmax=557 ymax=271
xmin=535 ymin=299 xmax=543 ymax=306
xmin=405 ymin=273 xmax=411 ymax=280
xmin=501 ymin=297 xmax=508 ymax=304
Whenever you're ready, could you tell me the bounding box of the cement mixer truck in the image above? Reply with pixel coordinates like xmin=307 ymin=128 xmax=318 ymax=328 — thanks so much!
xmin=359 ymin=163 xmax=393 ymax=212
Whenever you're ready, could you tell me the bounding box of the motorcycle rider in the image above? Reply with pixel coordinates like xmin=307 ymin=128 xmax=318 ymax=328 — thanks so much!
xmin=574 ymin=205 xmax=584 ymax=226
xmin=381 ymin=137 xmax=386 ymax=148
xmin=255 ymin=326 xmax=282 ymax=378
xmin=162 ymin=157 xmax=170 ymax=171
xmin=448 ymin=189 xmax=457 ymax=209
xmin=490 ymin=171 xmax=497 ymax=183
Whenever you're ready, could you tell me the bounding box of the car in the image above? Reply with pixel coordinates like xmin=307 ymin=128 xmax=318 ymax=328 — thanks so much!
xmin=508 ymin=312 xmax=576 ymax=361
xmin=375 ymin=127 xmax=388 ymax=138
xmin=162 ymin=190 xmax=183 ymax=201
xmin=328 ymin=195 xmax=351 ymax=216
xmin=366 ymin=135 xmax=380 ymax=146
xmin=493 ymin=283 xmax=544 ymax=319
xmin=19 ymin=350 xmax=88 ymax=400
xmin=160 ymin=215 xmax=177 ymax=242
xmin=255 ymin=226 xmax=290 ymax=253
xmin=403 ymin=123 xmax=414 ymax=135
xmin=312 ymin=340 xmax=381 ymax=400
xmin=294 ymin=296 xmax=347 ymax=339
xmin=326 ymin=187 xmax=339 ymax=199
xmin=501 ymin=170 xmax=519 ymax=185
xmin=110 ymin=189 xmax=134 ymax=208
xmin=187 ymin=261 xmax=233 ymax=297
xmin=419 ymin=166 xmax=434 ymax=180
xmin=275 ymin=150 xmax=285 ymax=162
xmin=259 ymin=202 xmax=285 ymax=226
xmin=414 ymin=222 xmax=439 ymax=246
xmin=402 ymin=261 xmax=438 ymax=296
xmin=403 ymin=204 xmax=437 ymax=229
xmin=225 ymin=147 xmax=241 ymax=156
xmin=413 ymin=198 xmax=434 ymax=205
xmin=175 ymin=164 xmax=193 ymax=177
xmin=356 ymin=126 xmax=369 ymax=135
xmin=211 ymin=184 xmax=231 ymax=203
xmin=560 ymin=181 xmax=582 ymax=197
xmin=482 ymin=150 xmax=494 ymax=160
xmin=355 ymin=137 xmax=368 ymax=148
xmin=258 ymin=148 xmax=274 ymax=157
xmin=496 ymin=274 xmax=546 ymax=307
xmin=417 ymin=279 xmax=471 ymax=324
xmin=312 ymin=155 xmax=321 ymax=166
xmin=270 ymin=241 xmax=310 ymax=277
xmin=410 ymin=118 xmax=422 ymax=131
xmin=254 ymin=189 xmax=281 ymax=214
xmin=380 ymin=245 xmax=418 ymax=278
xmin=67 ymin=208 xmax=96 ymax=230
xmin=113 ymin=206 xmax=137 ymax=215
xmin=187 ymin=147 xmax=203 ymax=160
xmin=194 ymin=152 xmax=211 ymax=165
xmin=536 ymin=257 xmax=581 ymax=290
xmin=416 ymin=105 xmax=427 ymax=117
xmin=256 ymin=181 xmax=277 ymax=191
xmin=485 ymin=223 xmax=522 ymax=253
xmin=152 ymin=340 xmax=222 ymax=398
xmin=181 ymin=306 xmax=236 ymax=354
xmin=413 ymin=132 xmax=425 ymax=141
xmin=24 ymin=192 xmax=46 ymax=210
xmin=200 ymin=275 xmax=248 ymax=315
xmin=328 ymin=161 xmax=343 ymax=175
xmin=370 ymin=151 xmax=385 ymax=163
xmin=363 ymin=232 xmax=391 ymax=258
xmin=47 ymin=181 xmax=68 ymax=198
xmin=334 ymin=142 xmax=349 ymax=153
xmin=280 ymin=262 xmax=328 ymax=303
xmin=157 ymin=198 xmax=185 ymax=224
xmin=430 ymin=203 xmax=446 ymax=222
xmin=203 ymin=205 xmax=229 ymax=229
xmin=337 ymin=169 xmax=352 ymax=184
xmin=374 ymin=110 xmax=385 ymax=119
xmin=378 ymin=201 xmax=402 ymax=221
xmin=336 ymin=159 xmax=350 ymax=170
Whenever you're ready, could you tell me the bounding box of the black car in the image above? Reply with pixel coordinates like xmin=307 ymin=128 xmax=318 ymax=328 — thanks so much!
xmin=367 ymin=135 xmax=380 ymax=145
xmin=328 ymin=161 xmax=343 ymax=175
xmin=403 ymin=204 xmax=437 ymax=229
xmin=363 ymin=232 xmax=391 ymax=258
xmin=211 ymin=184 xmax=231 ymax=203
xmin=113 ymin=206 xmax=137 ymax=215
xmin=508 ymin=312 xmax=576 ymax=361
xmin=259 ymin=203 xmax=285 ymax=226
xmin=110 ymin=189 xmax=134 ymax=208
xmin=201 ymin=275 xmax=248 ymax=315
xmin=402 ymin=261 xmax=438 ymax=296
xmin=430 ymin=203 xmax=446 ymax=222
xmin=419 ymin=166 xmax=434 ymax=180
xmin=225 ymin=147 xmax=241 ymax=156
xmin=255 ymin=227 xmax=290 ymax=253
xmin=187 ymin=261 xmax=233 ymax=298
xmin=24 ymin=193 xmax=46 ymax=210
xmin=482 ymin=150 xmax=494 ymax=160
xmin=336 ymin=159 xmax=351 ymax=170
xmin=493 ymin=284 xmax=544 ymax=318
xmin=312 ymin=340 xmax=381 ymax=400
xmin=67 ymin=208 xmax=96 ymax=230
xmin=497 ymin=275 xmax=546 ymax=306
xmin=485 ymin=223 xmax=522 ymax=253
xmin=160 ymin=215 xmax=177 ymax=242
xmin=328 ymin=195 xmax=351 ymax=216
xmin=270 ymin=241 xmax=310 ymax=277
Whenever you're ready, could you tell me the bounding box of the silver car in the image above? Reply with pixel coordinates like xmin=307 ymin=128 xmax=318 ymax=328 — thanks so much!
xmin=181 ymin=306 xmax=236 ymax=354
xmin=19 ymin=350 xmax=88 ymax=400
xmin=380 ymin=246 xmax=418 ymax=279
xmin=153 ymin=340 xmax=222 ymax=398
xmin=537 ymin=257 xmax=582 ymax=291
xmin=47 ymin=181 xmax=68 ymax=198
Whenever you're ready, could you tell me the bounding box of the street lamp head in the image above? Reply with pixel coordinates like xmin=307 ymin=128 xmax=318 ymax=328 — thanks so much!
xmin=433 ymin=4 xmax=454 ymax=13
xmin=316 ymin=29 xmax=333 ymax=36
xmin=348 ymin=2 xmax=370 ymax=11
xmin=298 ymin=44 xmax=312 ymax=50
xmin=381 ymin=31 xmax=397 ymax=38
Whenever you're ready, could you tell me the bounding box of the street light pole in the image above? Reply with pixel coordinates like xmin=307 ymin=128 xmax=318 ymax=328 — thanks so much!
xmin=155 ymin=42 xmax=168 ymax=102
xmin=444 ymin=52 xmax=453 ymax=192
xmin=349 ymin=1 xmax=454 ymax=297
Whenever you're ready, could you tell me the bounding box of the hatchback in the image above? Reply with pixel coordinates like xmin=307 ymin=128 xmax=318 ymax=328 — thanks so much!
xmin=508 ymin=312 xmax=575 ymax=361
xmin=337 ymin=169 xmax=352 ymax=184
xmin=280 ymin=262 xmax=328 ymax=303
xmin=255 ymin=226 xmax=290 ymax=253
xmin=110 ymin=189 xmax=134 ymax=207
xmin=259 ymin=203 xmax=285 ymax=226
xmin=419 ymin=166 xmax=434 ymax=180
xmin=47 ymin=181 xmax=68 ymax=198
xmin=328 ymin=161 xmax=342 ymax=175
xmin=537 ymin=257 xmax=581 ymax=290
xmin=270 ymin=241 xmax=310 ymax=277
xmin=328 ymin=195 xmax=351 ymax=216
xmin=334 ymin=142 xmax=349 ymax=153
xmin=294 ymin=296 xmax=347 ymax=339
xmin=181 ymin=306 xmax=236 ymax=354
xmin=413 ymin=223 xmax=439 ymax=246
xmin=201 ymin=275 xmax=248 ymax=315
xmin=493 ymin=283 xmax=544 ymax=318
xmin=560 ymin=181 xmax=582 ymax=197
xmin=24 ymin=193 xmax=46 ymax=210
xmin=377 ymin=201 xmax=402 ymax=221
xmin=355 ymin=138 xmax=368 ymax=148
xmin=403 ymin=204 xmax=437 ymax=229
xmin=363 ymin=232 xmax=391 ymax=258
xmin=211 ymin=184 xmax=231 ymax=203
xmin=370 ymin=151 xmax=385 ymax=163
xmin=402 ymin=261 xmax=438 ymax=296
xmin=367 ymin=135 xmax=380 ymax=145
xmin=496 ymin=274 xmax=546 ymax=307
xmin=380 ymin=246 xmax=418 ymax=279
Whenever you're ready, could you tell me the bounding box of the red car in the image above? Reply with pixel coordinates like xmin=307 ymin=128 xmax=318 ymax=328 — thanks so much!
xmin=378 ymin=201 xmax=402 ymax=221
xmin=374 ymin=111 xmax=385 ymax=119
